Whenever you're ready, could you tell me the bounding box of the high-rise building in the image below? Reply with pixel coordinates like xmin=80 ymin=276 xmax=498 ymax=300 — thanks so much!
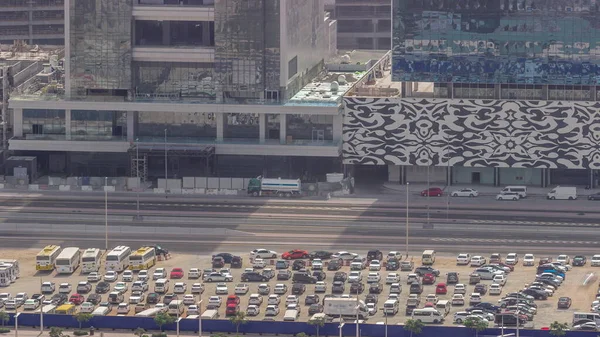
xmin=0 ymin=0 xmax=64 ymax=45
xmin=9 ymin=0 xmax=386 ymax=181
xmin=341 ymin=0 xmax=600 ymax=187
xmin=333 ymin=0 xmax=391 ymax=50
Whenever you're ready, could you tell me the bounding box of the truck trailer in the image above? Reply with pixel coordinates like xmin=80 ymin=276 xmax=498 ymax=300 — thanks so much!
xmin=247 ymin=177 xmax=301 ymax=197
xmin=323 ymin=298 xmax=369 ymax=320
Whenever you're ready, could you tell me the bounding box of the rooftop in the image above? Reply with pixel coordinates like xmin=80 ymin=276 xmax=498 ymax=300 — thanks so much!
xmin=343 ymin=50 xmax=405 ymax=98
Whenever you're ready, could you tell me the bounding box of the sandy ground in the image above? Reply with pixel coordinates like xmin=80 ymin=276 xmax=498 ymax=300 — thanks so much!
xmin=0 ymin=247 xmax=595 ymax=328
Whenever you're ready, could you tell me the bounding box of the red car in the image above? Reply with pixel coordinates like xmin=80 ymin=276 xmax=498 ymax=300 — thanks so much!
xmin=421 ymin=187 xmax=443 ymax=197
xmin=282 ymin=249 xmax=309 ymax=260
xmin=423 ymin=273 xmax=436 ymax=285
xmin=435 ymin=283 xmax=447 ymax=295
xmin=226 ymin=303 xmax=239 ymax=316
xmin=69 ymin=294 xmax=84 ymax=305
xmin=170 ymin=268 xmax=184 ymax=279
xmin=226 ymin=295 xmax=240 ymax=305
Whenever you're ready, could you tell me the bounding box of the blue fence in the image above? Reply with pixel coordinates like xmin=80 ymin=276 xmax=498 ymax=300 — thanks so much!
xmin=4 ymin=313 xmax=597 ymax=337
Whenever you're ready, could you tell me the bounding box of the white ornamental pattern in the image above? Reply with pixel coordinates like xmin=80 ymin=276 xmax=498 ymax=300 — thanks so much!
xmin=343 ymin=97 xmax=600 ymax=169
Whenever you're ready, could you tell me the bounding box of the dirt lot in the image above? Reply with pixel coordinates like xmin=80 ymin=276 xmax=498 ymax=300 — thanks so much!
xmin=0 ymin=247 xmax=596 ymax=328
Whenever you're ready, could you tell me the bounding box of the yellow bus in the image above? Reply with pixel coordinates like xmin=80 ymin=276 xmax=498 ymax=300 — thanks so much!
xmin=36 ymin=245 xmax=62 ymax=271
xmin=55 ymin=304 xmax=76 ymax=315
xmin=129 ymin=247 xmax=156 ymax=270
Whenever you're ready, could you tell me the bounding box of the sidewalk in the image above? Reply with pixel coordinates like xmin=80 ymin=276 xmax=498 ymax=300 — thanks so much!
xmin=382 ymin=182 xmax=598 ymax=197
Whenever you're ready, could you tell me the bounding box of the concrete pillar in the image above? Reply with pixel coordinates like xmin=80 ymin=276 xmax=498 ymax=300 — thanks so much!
xmin=13 ymin=108 xmax=23 ymax=138
xmin=332 ymin=113 xmax=343 ymax=144
xmin=447 ymin=83 xmax=453 ymax=99
xmin=494 ymin=84 xmax=501 ymax=99
xmin=542 ymin=85 xmax=549 ymax=100
xmin=593 ymin=86 xmax=598 ymax=101
xmin=202 ymin=22 xmax=211 ymax=46
xmin=258 ymin=114 xmax=266 ymax=144
xmin=216 ymin=113 xmax=225 ymax=141
xmin=388 ymin=165 xmax=400 ymax=182
xmin=279 ymin=113 xmax=287 ymax=144
xmin=493 ymin=167 xmax=500 ymax=186
xmin=162 ymin=21 xmax=171 ymax=46
xmin=127 ymin=111 xmax=135 ymax=142
xmin=65 ymin=109 xmax=71 ymax=140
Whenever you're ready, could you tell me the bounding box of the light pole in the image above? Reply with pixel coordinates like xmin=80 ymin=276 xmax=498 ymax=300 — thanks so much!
xmin=426 ymin=165 xmax=430 ymax=226
xmin=338 ymin=321 xmax=344 ymax=337
xmin=39 ymin=278 xmax=43 ymax=333
xmin=198 ymin=298 xmax=203 ymax=337
xmin=405 ymin=181 xmax=409 ymax=258
xmin=104 ymin=176 xmax=108 ymax=251
xmin=445 ymin=132 xmax=450 ymax=221
xmin=176 ymin=317 xmax=182 ymax=337
xmin=135 ymin=138 xmax=141 ymax=220
xmin=164 ymin=129 xmax=168 ymax=191
xmin=380 ymin=308 xmax=388 ymax=337
xmin=15 ymin=312 xmax=20 ymax=337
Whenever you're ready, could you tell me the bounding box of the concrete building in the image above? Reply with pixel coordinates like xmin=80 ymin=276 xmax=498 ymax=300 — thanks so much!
xmin=0 ymin=0 xmax=64 ymax=45
xmin=8 ymin=0 xmax=390 ymax=182
xmin=341 ymin=0 xmax=600 ymax=187
xmin=333 ymin=0 xmax=391 ymax=50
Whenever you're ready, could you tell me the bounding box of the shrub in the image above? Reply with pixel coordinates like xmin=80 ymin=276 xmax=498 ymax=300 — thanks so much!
xmin=0 ymin=328 xmax=10 ymax=334
xmin=151 ymin=333 xmax=167 ymax=337
xmin=73 ymin=330 xmax=89 ymax=336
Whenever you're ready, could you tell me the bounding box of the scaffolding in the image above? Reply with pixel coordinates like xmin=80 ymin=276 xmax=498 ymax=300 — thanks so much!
xmin=129 ymin=142 xmax=216 ymax=180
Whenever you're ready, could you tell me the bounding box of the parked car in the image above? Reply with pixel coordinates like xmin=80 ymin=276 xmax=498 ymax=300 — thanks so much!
xmin=309 ymin=251 xmax=333 ymax=259
xmin=421 ymin=187 xmax=443 ymax=197
xmin=282 ymin=249 xmax=309 ymax=260
xmin=558 ymin=297 xmax=572 ymax=309
xmin=496 ymin=192 xmax=520 ymax=201
xmin=572 ymin=256 xmax=587 ymax=266
xmin=277 ymin=270 xmax=292 ymax=281
xmin=451 ymin=188 xmax=479 ymax=197
xmin=415 ymin=266 xmax=440 ymax=276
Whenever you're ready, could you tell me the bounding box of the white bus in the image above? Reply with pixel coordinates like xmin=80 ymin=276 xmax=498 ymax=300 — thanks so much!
xmin=105 ymin=246 xmax=132 ymax=272
xmin=0 ymin=259 xmax=19 ymax=279
xmin=81 ymin=248 xmax=102 ymax=273
xmin=55 ymin=247 xmax=81 ymax=274
xmin=36 ymin=245 xmax=62 ymax=271
xmin=129 ymin=247 xmax=156 ymax=270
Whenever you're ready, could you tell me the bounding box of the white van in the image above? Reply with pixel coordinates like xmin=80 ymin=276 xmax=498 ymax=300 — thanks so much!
xmin=92 ymin=306 xmax=110 ymax=316
xmin=501 ymin=186 xmax=527 ymax=198
xmin=168 ymin=300 xmax=184 ymax=316
xmin=412 ymin=308 xmax=445 ymax=324
xmin=283 ymin=309 xmax=300 ymax=321
xmin=573 ymin=312 xmax=600 ymax=325
xmin=547 ymin=186 xmax=577 ymax=200
xmin=383 ymin=299 xmax=399 ymax=315
xmin=40 ymin=304 xmax=56 ymax=314
xmin=201 ymin=309 xmax=219 ymax=319
xmin=435 ymin=300 xmax=451 ymax=316
xmin=154 ymin=278 xmax=169 ymax=293
xmin=422 ymin=250 xmax=436 ymax=265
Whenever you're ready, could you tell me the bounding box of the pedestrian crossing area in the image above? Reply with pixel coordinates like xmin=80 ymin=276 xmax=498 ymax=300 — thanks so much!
xmin=431 ymin=237 xmax=599 ymax=245
xmin=469 ymin=219 xmax=600 ymax=227
xmin=139 ymin=202 xmax=349 ymax=211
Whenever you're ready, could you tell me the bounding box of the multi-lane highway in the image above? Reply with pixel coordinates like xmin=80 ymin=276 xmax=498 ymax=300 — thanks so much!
xmin=0 ymin=192 xmax=598 ymax=255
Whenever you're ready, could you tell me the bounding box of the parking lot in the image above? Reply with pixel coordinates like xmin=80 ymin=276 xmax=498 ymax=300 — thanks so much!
xmin=0 ymin=247 xmax=597 ymax=329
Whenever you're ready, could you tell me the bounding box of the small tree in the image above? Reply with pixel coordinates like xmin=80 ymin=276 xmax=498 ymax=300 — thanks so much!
xmin=296 ymin=333 xmax=308 ymax=337
xmin=463 ymin=317 xmax=488 ymax=337
xmin=229 ymin=311 xmax=248 ymax=335
xmin=74 ymin=312 xmax=93 ymax=330
xmin=308 ymin=316 xmax=326 ymax=337
xmin=154 ymin=312 xmax=175 ymax=332
xmin=49 ymin=327 xmax=69 ymax=337
xmin=134 ymin=328 xmax=146 ymax=337
xmin=549 ymin=321 xmax=569 ymax=337
xmin=404 ymin=319 xmax=424 ymax=337
xmin=0 ymin=311 xmax=8 ymax=327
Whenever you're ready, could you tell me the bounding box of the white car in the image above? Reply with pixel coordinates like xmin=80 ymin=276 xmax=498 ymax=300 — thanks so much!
xmin=497 ymin=192 xmax=520 ymax=201
xmin=87 ymin=272 xmax=102 ymax=282
xmin=425 ymin=294 xmax=438 ymax=304
xmin=23 ymin=299 xmax=40 ymax=310
xmin=205 ymin=272 xmax=233 ymax=282
xmin=114 ymin=282 xmax=128 ymax=294
xmin=386 ymin=273 xmax=400 ymax=284
xmin=208 ymin=296 xmax=222 ymax=307
xmin=451 ymin=294 xmax=465 ymax=306
xmin=122 ymin=270 xmax=134 ymax=282
xmin=456 ymin=253 xmax=471 ymax=265
xmin=474 ymin=268 xmax=504 ymax=280
xmin=173 ymin=282 xmax=187 ymax=294
xmin=274 ymin=284 xmax=287 ymax=295
xmin=366 ymin=303 xmax=377 ymax=315
xmin=215 ymin=283 xmax=228 ymax=294
xmin=315 ymin=281 xmax=327 ymax=293
xmin=58 ymin=283 xmax=72 ymax=294
xmin=183 ymin=294 xmax=196 ymax=305
xmin=387 ymin=293 xmax=400 ymax=303
xmin=470 ymin=256 xmax=486 ymax=267
xmin=265 ymin=305 xmax=280 ymax=316
xmin=129 ymin=291 xmax=145 ymax=304
xmin=451 ymin=188 xmax=479 ymax=197
xmin=188 ymin=305 xmax=200 ymax=315
xmin=469 ymin=293 xmax=482 ymax=305
xmin=505 ymin=253 xmax=518 ymax=265
xmin=454 ymin=311 xmax=470 ymax=324
xmin=387 ymin=251 xmax=402 ymax=260
xmin=312 ymin=259 xmax=323 ymax=270
xmin=258 ymin=284 xmax=270 ymax=295
xmin=348 ymin=271 xmax=363 ymax=283
xmin=246 ymin=304 xmax=260 ymax=316
xmin=406 ymin=274 xmax=419 ymax=284
xmin=592 ymin=255 xmax=600 ymax=267
xmin=188 ymin=268 xmax=201 ymax=279
xmin=557 ymin=255 xmax=570 ymax=265
xmin=492 ymin=275 xmax=507 ymax=286
xmin=331 ymin=251 xmax=358 ymax=261
xmin=250 ymin=249 xmax=278 ymax=259
xmin=191 ymin=283 xmax=204 ymax=294
xmin=528 ymin=286 xmax=553 ymax=297
xmin=4 ymin=299 xmax=19 ymax=310
xmin=153 ymin=268 xmax=167 ymax=280
xmin=285 ymin=295 xmax=299 ymax=305
xmin=131 ymin=281 xmax=148 ymax=292
xmin=235 ymin=283 xmax=250 ymax=295
xmin=367 ymin=272 xmax=380 ymax=283
xmin=489 ymin=284 xmax=503 ymax=295
xmin=248 ymin=294 xmax=263 ymax=305
xmin=523 ymin=254 xmax=535 ymax=266
xmin=253 ymin=258 xmax=267 ymax=269
xmin=41 ymin=282 xmax=55 ymax=294
xmin=138 ymin=270 xmax=149 ymax=282
xmin=268 ymin=294 xmax=281 ymax=305
xmin=369 ymin=260 xmax=381 ymax=271
xmin=454 ymin=284 xmax=466 ymax=295
xmin=116 ymin=302 xmax=130 ymax=314
xmin=105 ymin=271 xmax=118 ymax=282
xmin=79 ymin=302 xmax=95 ymax=313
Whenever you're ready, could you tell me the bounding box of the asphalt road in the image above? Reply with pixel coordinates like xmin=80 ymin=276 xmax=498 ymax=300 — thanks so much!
xmin=0 ymin=193 xmax=598 ymax=255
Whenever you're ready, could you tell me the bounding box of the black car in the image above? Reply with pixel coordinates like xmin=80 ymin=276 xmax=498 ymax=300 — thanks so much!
xmin=241 ymin=272 xmax=269 ymax=282
xmin=277 ymin=270 xmax=292 ymax=281
xmin=292 ymin=272 xmax=317 ymax=284
xmin=350 ymin=282 xmax=365 ymax=294
xmin=446 ymin=272 xmax=459 ymax=284
xmin=308 ymin=303 xmax=324 ymax=314
xmin=86 ymin=294 xmax=102 ymax=305
xmin=365 ymin=294 xmax=378 ymax=304
xmin=534 ymin=278 xmax=560 ymax=289
xmin=474 ymin=284 xmax=488 ymax=295
xmin=369 ymin=282 xmax=383 ymax=294
xmin=386 ymin=259 xmax=399 ymax=271
xmin=305 ymin=294 xmax=320 ymax=305
xmin=292 ymin=260 xmax=307 ymax=271
xmin=153 ymin=245 xmax=169 ymax=256
xmin=367 ymin=250 xmax=383 ymax=261
xmin=332 ymin=281 xmax=345 ymax=294
xmin=414 ymin=266 xmax=440 ymax=276
xmin=334 ymin=272 xmax=347 ymax=282
xmin=292 ymin=283 xmax=306 ymax=295
xmin=212 ymin=256 xmax=225 ymax=268
xmin=309 ymin=251 xmax=333 ymax=259
xmin=231 ymin=256 xmax=243 ymax=268
xmin=163 ymin=293 xmax=177 ymax=305
xmin=212 ymin=253 xmax=234 ymax=264
xmin=95 ymin=282 xmax=110 ymax=294
xmin=327 ymin=259 xmax=342 ymax=271
xmin=147 ymin=293 xmax=161 ymax=304
xmin=312 ymin=271 xmax=326 ymax=281
xmin=466 ymin=302 xmax=500 ymax=313
xmin=572 ymin=255 xmax=587 ymax=266
xmin=588 ymin=192 xmax=600 ymax=200
xmin=51 ymin=293 xmax=67 ymax=305
xmin=522 ymin=288 xmax=548 ymax=300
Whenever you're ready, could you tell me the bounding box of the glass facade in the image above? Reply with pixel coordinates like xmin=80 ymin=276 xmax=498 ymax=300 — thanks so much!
xmin=23 ymin=109 xmax=65 ymax=136
xmin=134 ymin=21 xmax=214 ymax=47
xmin=133 ymin=62 xmax=217 ymax=100
xmin=71 ymin=110 xmax=127 ymax=139
xmin=392 ymin=0 xmax=600 ymax=85
xmin=286 ymin=114 xmax=333 ymax=141
xmin=137 ymin=111 xmax=217 ymax=139
xmin=224 ymin=113 xmax=259 ymax=139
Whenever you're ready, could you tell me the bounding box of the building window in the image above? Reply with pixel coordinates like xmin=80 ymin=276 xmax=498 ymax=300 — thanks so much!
xmin=288 ymin=56 xmax=298 ymax=79
xmin=23 ymin=109 xmax=65 ymax=137
xmin=71 ymin=110 xmax=127 ymax=140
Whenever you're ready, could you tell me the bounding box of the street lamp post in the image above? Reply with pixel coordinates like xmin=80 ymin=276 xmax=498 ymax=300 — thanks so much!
xmin=164 ymin=129 xmax=168 ymax=191
xmin=380 ymin=308 xmax=388 ymax=337
xmin=15 ymin=312 xmax=20 ymax=337
xmin=405 ymin=181 xmax=409 ymax=258
xmin=198 ymin=298 xmax=203 ymax=337
xmin=445 ymin=132 xmax=450 ymax=221
xmin=426 ymin=166 xmax=430 ymax=225
xmin=104 ymin=177 xmax=108 ymax=251
xmin=39 ymin=278 xmax=43 ymax=333
xmin=135 ymin=138 xmax=141 ymax=220
xmin=338 ymin=322 xmax=344 ymax=337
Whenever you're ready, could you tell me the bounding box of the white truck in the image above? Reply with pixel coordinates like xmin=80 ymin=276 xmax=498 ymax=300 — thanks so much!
xmin=323 ymin=298 xmax=369 ymax=320
xmin=247 ymin=177 xmax=301 ymax=197
xmin=547 ymin=186 xmax=577 ymax=200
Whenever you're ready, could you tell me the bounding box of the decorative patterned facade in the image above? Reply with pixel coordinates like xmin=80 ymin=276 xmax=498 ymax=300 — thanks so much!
xmin=343 ymin=97 xmax=600 ymax=169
